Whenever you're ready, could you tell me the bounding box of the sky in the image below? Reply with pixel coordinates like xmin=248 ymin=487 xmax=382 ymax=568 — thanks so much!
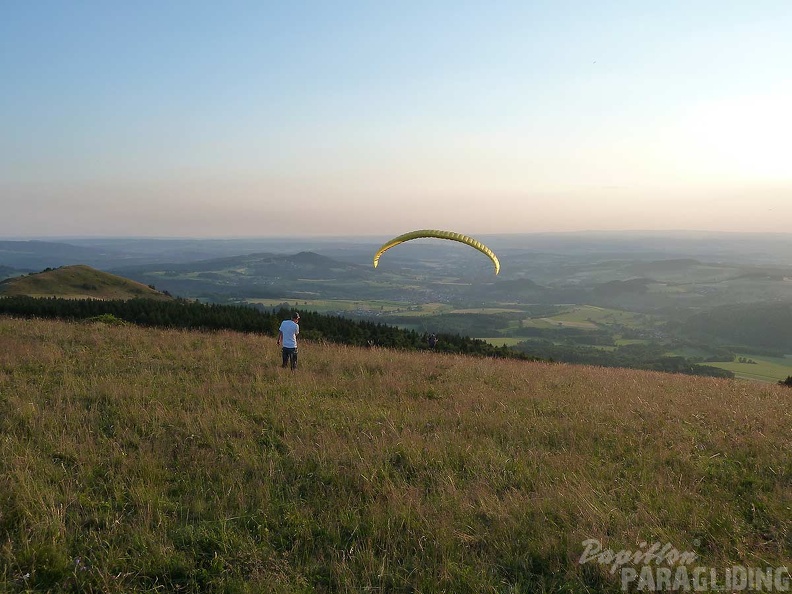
xmin=2 ymin=1 xmax=791 ymax=238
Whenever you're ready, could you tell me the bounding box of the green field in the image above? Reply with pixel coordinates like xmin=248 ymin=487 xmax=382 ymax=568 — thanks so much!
xmin=520 ymin=305 xmax=651 ymax=330
xmin=449 ymin=307 xmax=524 ymax=314
xmin=474 ymin=336 xmax=526 ymax=347
xmin=245 ymin=298 xmax=440 ymax=315
xmin=614 ymin=338 xmax=651 ymax=346
xmin=707 ymin=354 xmax=792 ymax=382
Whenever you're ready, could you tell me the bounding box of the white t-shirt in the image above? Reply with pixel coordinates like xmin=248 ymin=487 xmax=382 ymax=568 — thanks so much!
xmin=279 ymin=320 xmax=299 ymax=348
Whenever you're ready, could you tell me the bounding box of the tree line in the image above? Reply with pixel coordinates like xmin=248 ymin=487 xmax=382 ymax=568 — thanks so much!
xmin=672 ymin=302 xmax=792 ymax=353
xmin=0 ymin=296 xmax=539 ymax=361
xmin=513 ymin=341 xmax=734 ymax=378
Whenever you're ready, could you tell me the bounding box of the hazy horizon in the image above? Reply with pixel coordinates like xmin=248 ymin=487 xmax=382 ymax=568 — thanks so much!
xmin=3 ymin=2 xmax=791 ymax=238
xmin=6 ymin=229 xmax=792 ymax=244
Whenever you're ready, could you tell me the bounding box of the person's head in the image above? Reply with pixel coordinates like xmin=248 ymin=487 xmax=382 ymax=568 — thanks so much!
xmin=292 ymin=312 xmax=300 ymax=321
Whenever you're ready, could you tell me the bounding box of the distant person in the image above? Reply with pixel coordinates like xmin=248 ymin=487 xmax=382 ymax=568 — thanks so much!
xmin=427 ymin=333 xmax=438 ymax=349
xmin=277 ymin=312 xmax=300 ymax=370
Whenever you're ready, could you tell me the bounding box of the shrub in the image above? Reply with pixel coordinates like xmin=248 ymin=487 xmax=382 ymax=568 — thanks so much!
xmin=84 ymin=313 xmax=127 ymax=326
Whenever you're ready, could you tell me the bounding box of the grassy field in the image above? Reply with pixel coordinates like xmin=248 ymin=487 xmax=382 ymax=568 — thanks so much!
xmin=1 ymin=317 xmax=791 ymax=593
xmin=520 ymin=306 xmax=650 ymax=331
xmin=706 ymin=354 xmax=792 ymax=382
xmin=613 ymin=339 xmax=651 ymax=347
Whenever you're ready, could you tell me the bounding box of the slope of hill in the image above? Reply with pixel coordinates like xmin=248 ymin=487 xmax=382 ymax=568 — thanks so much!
xmin=0 ymin=265 xmax=172 ymax=301
xmin=1 ymin=316 xmax=789 ymax=592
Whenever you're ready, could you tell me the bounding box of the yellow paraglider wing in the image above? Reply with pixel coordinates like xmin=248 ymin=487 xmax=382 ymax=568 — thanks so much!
xmin=372 ymin=229 xmax=500 ymax=275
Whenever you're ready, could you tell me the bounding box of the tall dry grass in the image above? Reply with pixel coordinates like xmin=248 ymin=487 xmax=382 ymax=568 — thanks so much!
xmin=0 ymin=316 xmax=790 ymax=593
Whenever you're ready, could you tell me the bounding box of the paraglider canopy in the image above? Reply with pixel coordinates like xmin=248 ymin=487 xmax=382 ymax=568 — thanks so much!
xmin=372 ymin=229 xmax=500 ymax=274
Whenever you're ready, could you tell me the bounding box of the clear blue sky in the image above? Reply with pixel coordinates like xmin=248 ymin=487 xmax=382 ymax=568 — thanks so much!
xmin=2 ymin=1 xmax=791 ymax=237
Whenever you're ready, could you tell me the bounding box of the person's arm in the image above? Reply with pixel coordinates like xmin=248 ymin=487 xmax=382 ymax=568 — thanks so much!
xmin=277 ymin=330 xmax=283 ymax=346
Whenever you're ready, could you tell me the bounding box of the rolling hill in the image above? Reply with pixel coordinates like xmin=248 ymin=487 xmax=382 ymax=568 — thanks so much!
xmin=0 ymin=240 xmax=125 ymax=269
xmin=113 ymin=250 xmax=369 ymax=277
xmin=0 ymin=265 xmax=172 ymax=301
xmin=108 ymin=250 xmax=377 ymax=301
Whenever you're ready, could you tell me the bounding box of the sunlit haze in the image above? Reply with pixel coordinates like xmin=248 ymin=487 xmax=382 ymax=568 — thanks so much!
xmin=2 ymin=2 xmax=791 ymax=238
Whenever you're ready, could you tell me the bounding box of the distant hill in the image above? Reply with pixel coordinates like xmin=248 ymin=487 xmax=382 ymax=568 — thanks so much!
xmin=0 ymin=265 xmax=32 ymax=280
xmin=675 ymin=302 xmax=792 ymax=352
xmin=0 ymin=265 xmax=172 ymax=301
xmin=108 ymin=251 xmax=374 ymax=299
xmin=0 ymin=240 xmax=126 ymax=269
xmin=114 ymin=250 xmax=369 ymax=278
xmin=625 ymin=258 xmax=702 ymax=273
xmin=591 ymin=277 xmax=652 ymax=297
xmin=488 ymin=278 xmax=553 ymax=301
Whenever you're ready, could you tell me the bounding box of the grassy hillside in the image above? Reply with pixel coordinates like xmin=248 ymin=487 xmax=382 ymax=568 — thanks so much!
xmin=1 ymin=317 xmax=790 ymax=593
xmin=0 ymin=265 xmax=171 ymax=301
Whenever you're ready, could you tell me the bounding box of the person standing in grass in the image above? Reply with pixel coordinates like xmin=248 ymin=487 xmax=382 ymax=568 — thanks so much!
xmin=427 ymin=333 xmax=438 ymax=349
xmin=277 ymin=311 xmax=300 ymax=370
